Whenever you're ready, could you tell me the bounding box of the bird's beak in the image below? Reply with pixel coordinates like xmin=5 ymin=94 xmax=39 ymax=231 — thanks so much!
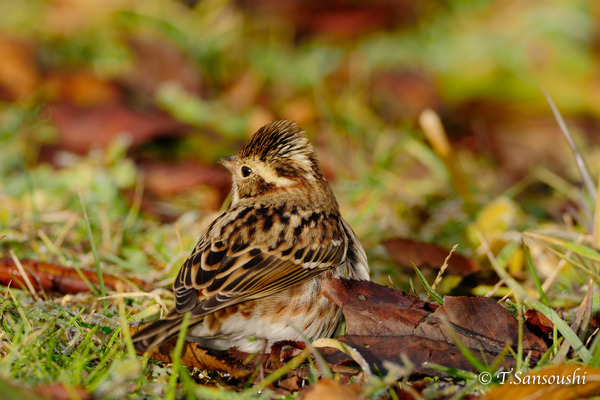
xmin=219 ymin=155 xmax=237 ymax=173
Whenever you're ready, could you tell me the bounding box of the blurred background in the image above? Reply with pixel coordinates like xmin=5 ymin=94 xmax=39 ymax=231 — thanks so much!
xmin=0 ymin=0 xmax=597 ymax=295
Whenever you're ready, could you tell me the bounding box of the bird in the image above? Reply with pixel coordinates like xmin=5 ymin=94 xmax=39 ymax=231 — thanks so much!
xmin=132 ymin=120 xmax=370 ymax=354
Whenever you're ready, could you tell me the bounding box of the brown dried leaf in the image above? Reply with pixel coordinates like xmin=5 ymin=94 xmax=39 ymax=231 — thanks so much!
xmin=419 ymin=296 xmax=547 ymax=357
xmin=122 ymin=35 xmax=202 ymax=97
xmin=370 ymin=70 xmax=440 ymax=120
xmin=237 ymin=0 xmax=416 ymax=39
xmin=47 ymin=71 xmax=122 ymax=106
xmin=322 ymin=278 xmax=438 ymax=336
xmin=338 ymin=335 xmax=509 ymax=377
xmin=0 ymin=258 xmax=149 ymax=294
xmin=383 ymin=238 xmax=481 ymax=276
xmin=323 ymin=279 xmax=547 ymax=375
xmin=525 ymin=309 xmax=554 ymax=337
xmin=142 ymin=339 xmax=256 ymax=379
xmin=48 ymin=103 xmax=186 ymax=154
xmin=140 ymin=160 xmax=231 ymax=199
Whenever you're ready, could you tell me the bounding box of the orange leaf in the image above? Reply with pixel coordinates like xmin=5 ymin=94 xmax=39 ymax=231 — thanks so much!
xmin=298 ymin=378 xmax=362 ymax=400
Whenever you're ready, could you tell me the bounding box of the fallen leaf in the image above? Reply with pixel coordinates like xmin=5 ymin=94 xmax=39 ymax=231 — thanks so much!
xmin=48 ymin=103 xmax=186 ymax=154
xmin=138 ymin=337 xmax=361 ymax=387
xmin=34 ymin=383 xmax=91 ymax=400
xmin=338 ymin=335 xmax=504 ymax=377
xmin=323 ymin=278 xmax=438 ymax=337
xmin=0 ymin=258 xmax=149 ymax=294
xmin=143 ymin=340 xmax=255 ymax=379
xmin=298 ymin=378 xmax=362 ymax=400
xmin=323 ymin=279 xmax=547 ymax=375
xmin=47 ymin=71 xmax=122 ymax=106
xmin=140 ymin=160 xmax=231 ymax=200
xmin=0 ymin=35 xmax=39 ymax=100
xmin=383 ymin=238 xmax=481 ymax=276
xmin=588 ymin=310 xmax=600 ymax=335
xmin=422 ymin=296 xmax=547 ymax=356
xmin=121 ymin=35 xmax=202 ymax=97
xmin=370 ymin=70 xmax=440 ymax=121
xmin=237 ymin=0 xmax=416 ymax=39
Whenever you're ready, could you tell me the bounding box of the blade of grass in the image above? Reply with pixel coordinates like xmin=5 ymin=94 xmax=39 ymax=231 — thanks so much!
xmin=85 ymin=344 xmax=121 ymax=390
xmin=424 ymin=363 xmax=477 ymax=380
xmin=590 ymin=330 xmax=600 ymax=367
xmin=514 ymin=290 xmax=524 ymax=372
xmin=70 ymin=327 xmax=100 ymax=384
xmin=413 ymin=264 xmax=444 ymax=305
xmin=542 ymin=87 xmax=597 ymax=201
xmin=595 ymin=174 xmax=600 ymax=248
xmin=165 ymin=312 xmax=190 ymax=400
xmin=525 ymin=231 xmax=600 ymax=262
xmin=77 ymin=187 xmax=107 ymax=309
xmin=123 ymin=172 xmax=144 ymax=231
xmin=9 ymin=250 xmax=40 ymax=301
xmin=554 ymin=280 xmax=593 ymax=364
xmin=477 ymin=232 xmax=528 ymax=300
xmin=256 ymin=348 xmax=311 ymax=390
xmin=573 ymin=280 xmax=593 ymax=339
xmin=488 ymin=344 xmax=512 ymax=373
xmin=289 ymin=324 xmax=333 ymax=378
xmin=178 ymin=362 xmax=198 ymax=400
xmin=118 ymin=294 xmax=136 ymax=359
xmin=527 ymin=300 xmax=592 ymax=363
xmin=313 ymin=338 xmax=371 ymax=378
xmin=439 ymin=317 xmax=487 ymax=373
xmin=7 ymin=288 xmax=33 ymax=333
xmin=37 ymin=229 xmax=99 ymax=294
xmin=537 ymin=337 xmax=562 ymax=365
xmin=480 ymin=234 xmax=583 ymax=364
xmin=522 ymin=239 xmax=548 ymax=306
xmin=543 ymin=245 xmax=597 ymax=278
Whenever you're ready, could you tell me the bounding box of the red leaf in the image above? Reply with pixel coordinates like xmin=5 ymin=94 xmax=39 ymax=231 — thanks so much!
xmin=48 ymin=103 xmax=186 ymax=154
xmin=140 ymin=160 xmax=231 ymax=198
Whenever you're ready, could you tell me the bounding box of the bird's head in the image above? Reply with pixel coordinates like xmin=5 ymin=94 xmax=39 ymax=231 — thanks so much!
xmin=220 ymin=120 xmax=328 ymax=205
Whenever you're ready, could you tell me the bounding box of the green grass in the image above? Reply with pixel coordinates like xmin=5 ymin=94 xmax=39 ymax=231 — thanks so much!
xmin=0 ymin=0 xmax=599 ymax=398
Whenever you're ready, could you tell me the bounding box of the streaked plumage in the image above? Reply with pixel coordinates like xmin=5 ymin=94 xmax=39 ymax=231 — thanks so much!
xmin=132 ymin=120 xmax=369 ymax=353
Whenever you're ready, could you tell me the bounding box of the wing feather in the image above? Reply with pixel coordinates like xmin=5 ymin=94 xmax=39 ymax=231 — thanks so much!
xmin=173 ymin=206 xmax=346 ymax=317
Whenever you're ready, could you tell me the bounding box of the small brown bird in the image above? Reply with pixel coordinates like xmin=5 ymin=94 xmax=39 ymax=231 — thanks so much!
xmin=132 ymin=120 xmax=369 ymax=353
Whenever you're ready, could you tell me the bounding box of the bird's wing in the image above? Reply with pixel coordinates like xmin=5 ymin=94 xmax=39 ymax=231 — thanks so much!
xmin=173 ymin=207 xmax=346 ymax=317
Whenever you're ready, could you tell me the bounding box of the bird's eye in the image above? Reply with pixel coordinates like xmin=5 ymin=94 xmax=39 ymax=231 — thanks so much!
xmin=240 ymin=165 xmax=253 ymax=178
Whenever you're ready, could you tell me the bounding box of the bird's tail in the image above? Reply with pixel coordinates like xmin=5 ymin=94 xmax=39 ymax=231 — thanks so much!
xmin=132 ymin=313 xmax=187 ymax=353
